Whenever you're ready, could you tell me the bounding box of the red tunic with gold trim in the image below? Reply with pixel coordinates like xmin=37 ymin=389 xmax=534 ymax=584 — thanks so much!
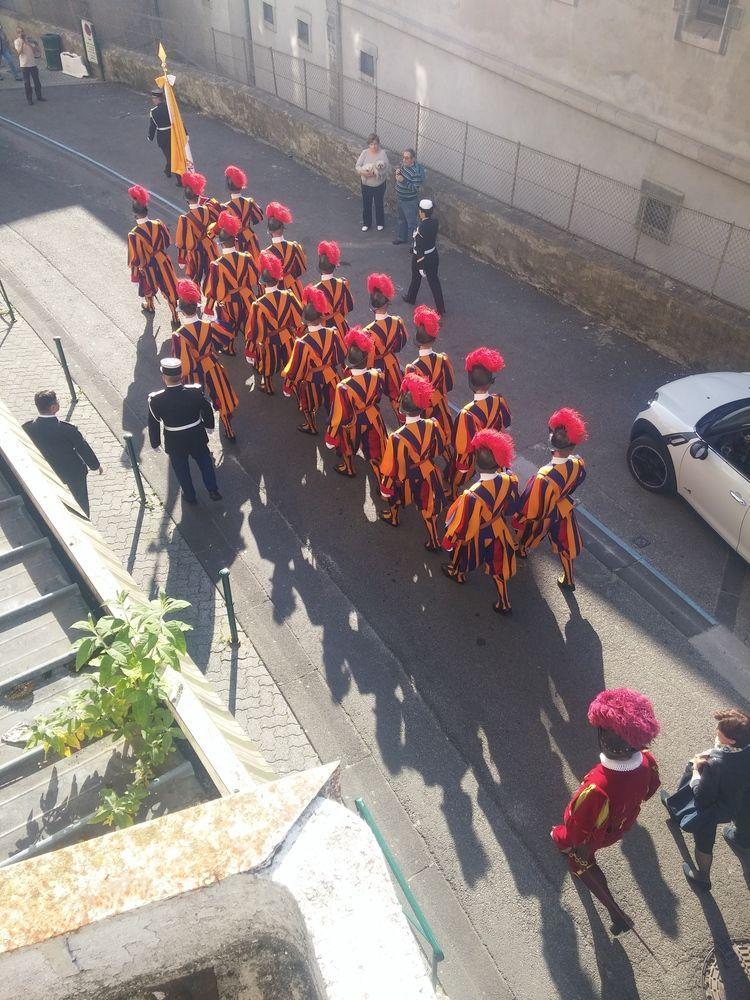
xmin=325 ymin=369 xmax=388 ymax=464
xmin=380 ymin=418 xmax=447 ymax=516
xmin=203 ymin=249 xmax=259 ymax=345
xmin=449 ymin=393 xmax=512 ymax=482
xmin=175 ymin=200 xmax=221 ymax=284
xmin=403 ymin=350 xmax=455 ymax=441
xmin=127 ymin=219 xmax=178 ymax=311
xmin=442 ymin=473 xmax=519 ymax=579
xmin=282 ymin=324 xmax=344 ymax=416
xmin=514 ymin=456 xmax=586 ymax=558
xmin=222 ymin=194 xmax=264 ymax=258
xmin=315 ymin=275 xmax=354 ymax=342
xmin=172 ymin=318 xmax=238 ymax=434
xmin=263 ymin=238 xmax=307 ymax=302
xmin=364 ymin=314 xmax=408 ymax=404
xmin=245 ymin=287 xmax=303 ymax=378
xmin=552 ymin=752 xmax=660 ymax=873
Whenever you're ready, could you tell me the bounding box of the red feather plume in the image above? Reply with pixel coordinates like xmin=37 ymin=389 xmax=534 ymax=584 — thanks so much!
xmin=266 ymin=201 xmax=293 ymax=224
xmin=302 ymin=284 xmax=331 ymax=316
xmin=217 ymin=210 xmax=241 ymax=237
xmin=259 ymin=251 xmax=283 ymax=281
xmin=224 ymin=164 xmax=247 ymax=188
xmin=317 ymin=240 xmax=341 ymax=266
xmin=176 ymin=279 xmax=201 ymax=304
xmin=400 ymin=372 xmax=433 ymax=411
xmin=549 ymin=407 xmax=588 ymax=445
xmin=413 ymin=305 xmax=440 ymax=338
xmin=128 ymin=184 xmax=150 ymax=207
xmin=181 ymin=172 xmax=207 ymax=197
xmin=471 ymin=429 xmax=515 ymax=468
xmin=344 ymin=326 xmax=372 ymax=355
xmin=465 ymin=347 xmax=505 ymax=374
xmin=367 ymin=272 xmax=395 ymax=300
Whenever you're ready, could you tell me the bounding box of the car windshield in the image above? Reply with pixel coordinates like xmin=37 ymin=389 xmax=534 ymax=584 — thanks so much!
xmin=696 ymin=398 xmax=750 ymax=438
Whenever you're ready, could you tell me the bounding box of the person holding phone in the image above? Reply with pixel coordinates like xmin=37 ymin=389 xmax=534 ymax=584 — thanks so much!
xmin=14 ymin=25 xmax=44 ymax=105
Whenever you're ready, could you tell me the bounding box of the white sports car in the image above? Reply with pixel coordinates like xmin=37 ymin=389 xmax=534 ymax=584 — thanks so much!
xmin=627 ymin=372 xmax=750 ymax=562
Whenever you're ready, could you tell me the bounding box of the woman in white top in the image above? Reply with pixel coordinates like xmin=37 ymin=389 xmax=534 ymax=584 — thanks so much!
xmin=355 ymin=133 xmax=389 ymax=233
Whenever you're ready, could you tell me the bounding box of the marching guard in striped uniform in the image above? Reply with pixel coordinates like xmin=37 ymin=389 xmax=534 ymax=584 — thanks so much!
xmin=175 ymin=172 xmax=221 ymax=285
xmin=325 ymin=327 xmax=387 ymax=478
xmin=315 ymin=240 xmax=353 ymax=341
xmin=203 ymin=210 xmax=259 ymax=355
xmin=126 ymin=184 xmax=179 ymax=330
xmin=379 ymin=373 xmax=448 ymax=551
xmin=172 ymin=279 xmax=239 ymax=442
xmin=282 ymin=284 xmax=344 ymax=435
xmin=364 ymin=273 xmax=408 ymax=420
xmin=263 ymin=202 xmax=307 ymax=301
xmin=223 ymin=164 xmax=264 ymax=258
xmin=403 ymin=306 xmax=454 ymax=441
xmin=441 ymin=430 xmax=519 ymax=614
xmin=448 ymin=348 xmax=511 ymax=497
xmin=245 ymin=251 xmax=303 ymax=396
xmin=514 ymin=408 xmax=588 ymax=590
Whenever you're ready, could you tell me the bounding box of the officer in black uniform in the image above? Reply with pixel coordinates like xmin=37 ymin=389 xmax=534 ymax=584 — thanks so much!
xmin=148 ymin=357 xmax=222 ymax=504
xmin=402 ymin=198 xmax=445 ymax=315
xmin=23 ymin=389 xmax=103 ymax=516
xmin=147 ymin=88 xmax=177 ymax=183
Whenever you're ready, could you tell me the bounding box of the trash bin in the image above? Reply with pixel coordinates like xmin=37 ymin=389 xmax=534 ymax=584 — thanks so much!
xmin=41 ymin=33 xmax=63 ymax=72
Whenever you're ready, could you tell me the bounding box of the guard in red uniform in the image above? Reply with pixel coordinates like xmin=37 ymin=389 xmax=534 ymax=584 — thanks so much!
xmin=223 ymin=164 xmax=264 ymax=258
xmin=448 ymin=348 xmax=511 ymax=497
xmin=379 ymin=373 xmax=448 ymax=550
xmin=441 ymin=430 xmax=518 ymax=613
xmin=245 ymin=251 xmax=303 ymax=395
xmin=203 ymin=210 xmax=259 ymax=355
xmin=514 ymin=408 xmax=587 ymax=590
xmin=175 ymin=172 xmax=221 ymax=285
xmin=282 ymin=284 xmax=343 ymax=435
xmin=263 ymin=202 xmax=307 ymax=301
xmin=325 ymin=327 xmax=387 ymax=478
xmin=126 ymin=184 xmax=179 ymax=330
xmin=315 ymin=240 xmax=353 ymax=344
xmin=403 ymin=306 xmax=454 ymax=442
xmin=364 ymin=273 xmax=408 ymax=420
xmin=552 ymin=688 xmax=661 ymax=935
xmin=172 ymin=279 xmax=238 ymax=442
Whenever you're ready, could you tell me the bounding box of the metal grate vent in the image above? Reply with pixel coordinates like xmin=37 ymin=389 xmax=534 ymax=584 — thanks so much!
xmin=702 ymin=938 xmax=750 ymax=999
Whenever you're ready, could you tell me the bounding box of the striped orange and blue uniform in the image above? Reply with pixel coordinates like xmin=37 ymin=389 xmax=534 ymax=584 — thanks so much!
xmin=282 ymin=324 xmax=344 ymax=420
xmin=325 ymin=369 xmax=388 ymax=467
xmin=364 ymin=314 xmax=408 ymax=404
xmin=448 ymin=393 xmax=512 ymax=494
xmin=203 ymin=249 xmax=259 ymax=352
xmin=514 ymin=456 xmax=586 ymax=584
xmin=315 ymin=276 xmax=354 ymax=341
xmin=222 ymin=194 xmax=264 ymax=258
xmin=175 ymin=199 xmax=221 ymax=284
xmin=263 ymin=239 xmax=307 ymax=301
xmin=173 ymin=318 xmax=239 ymax=438
xmin=127 ymin=219 xmax=179 ymax=320
xmin=403 ymin=350 xmax=455 ymax=441
xmin=380 ymin=418 xmax=447 ymax=517
xmin=245 ymin=287 xmax=303 ymax=379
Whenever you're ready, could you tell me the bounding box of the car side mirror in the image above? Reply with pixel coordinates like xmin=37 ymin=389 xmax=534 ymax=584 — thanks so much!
xmin=690 ymin=440 xmax=709 ymax=460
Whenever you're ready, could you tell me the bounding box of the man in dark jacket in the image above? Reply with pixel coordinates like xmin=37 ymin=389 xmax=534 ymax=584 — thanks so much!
xmin=401 ymin=199 xmax=445 ymax=315
xmin=662 ymin=708 xmax=750 ymax=890
xmin=148 ymin=88 xmax=175 ymax=181
xmin=23 ymin=389 xmax=103 ymax=516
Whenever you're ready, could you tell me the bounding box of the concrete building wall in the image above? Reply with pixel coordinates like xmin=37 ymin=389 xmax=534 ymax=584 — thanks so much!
xmin=251 ymin=0 xmax=330 ymax=68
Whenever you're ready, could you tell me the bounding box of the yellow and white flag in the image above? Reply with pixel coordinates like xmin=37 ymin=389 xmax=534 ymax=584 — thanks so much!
xmin=156 ymin=43 xmax=194 ymax=176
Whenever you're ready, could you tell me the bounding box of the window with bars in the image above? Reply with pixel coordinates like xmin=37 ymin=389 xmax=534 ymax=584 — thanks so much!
xmin=297 ymin=16 xmax=311 ymax=49
xmin=636 ymin=180 xmax=684 ymax=244
xmin=262 ymin=2 xmax=275 ymax=29
xmin=360 ymin=50 xmax=375 ymax=80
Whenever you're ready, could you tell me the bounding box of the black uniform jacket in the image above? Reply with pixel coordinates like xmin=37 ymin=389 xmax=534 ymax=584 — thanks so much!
xmin=148 ymin=384 xmax=215 ymax=456
xmin=413 ymin=216 xmax=439 ymax=267
xmin=694 ymin=744 xmax=750 ymax=818
xmin=22 ymin=416 xmax=100 ymax=485
xmin=148 ymin=102 xmax=172 ymax=150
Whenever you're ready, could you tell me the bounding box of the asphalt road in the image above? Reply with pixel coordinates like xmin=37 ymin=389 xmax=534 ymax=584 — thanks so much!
xmin=1 ymin=78 xmax=750 ymax=1000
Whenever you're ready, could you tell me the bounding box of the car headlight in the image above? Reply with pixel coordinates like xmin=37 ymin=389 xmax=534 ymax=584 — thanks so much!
xmin=646 ymin=391 xmax=660 ymax=407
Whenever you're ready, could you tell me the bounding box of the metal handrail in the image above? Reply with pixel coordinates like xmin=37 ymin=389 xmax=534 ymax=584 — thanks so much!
xmin=354 ymin=797 xmax=444 ymax=981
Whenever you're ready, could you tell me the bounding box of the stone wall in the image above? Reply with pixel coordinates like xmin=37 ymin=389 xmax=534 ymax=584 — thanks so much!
xmin=3 ymin=7 xmax=748 ymax=368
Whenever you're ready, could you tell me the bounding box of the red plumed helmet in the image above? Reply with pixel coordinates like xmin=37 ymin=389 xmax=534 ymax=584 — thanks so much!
xmin=471 ymin=429 xmax=515 ymax=468
xmin=128 ymin=184 xmax=150 ymax=207
xmin=367 ymin=272 xmax=395 ymax=300
xmin=302 ymin=284 xmax=331 ymax=316
xmin=465 ymin=347 xmax=505 ymax=374
xmin=413 ymin=305 xmax=440 ymax=338
xmin=266 ymin=201 xmax=293 ymax=224
xmin=176 ymin=279 xmax=201 ymax=304
xmin=588 ymin=688 xmax=660 ymax=749
xmin=344 ymin=326 xmax=372 ymax=354
xmin=225 ymin=164 xmax=247 ymax=189
xmin=181 ymin=172 xmax=207 ymax=197
xmin=317 ymin=240 xmax=341 ymax=266
xmin=400 ymin=372 xmax=433 ymax=411
xmin=259 ymin=250 xmax=283 ymax=281
xmin=217 ymin=210 xmax=241 ymax=237
xmin=549 ymin=407 xmax=588 ymax=445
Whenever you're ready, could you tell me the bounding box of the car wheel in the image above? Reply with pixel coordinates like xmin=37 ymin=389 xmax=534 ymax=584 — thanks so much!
xmin=627 ymin=435 xmax=677 ymax=495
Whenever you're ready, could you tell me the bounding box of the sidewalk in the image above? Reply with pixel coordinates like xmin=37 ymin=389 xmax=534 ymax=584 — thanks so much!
xmin=0 ymin=309 xmax=317 ymax=777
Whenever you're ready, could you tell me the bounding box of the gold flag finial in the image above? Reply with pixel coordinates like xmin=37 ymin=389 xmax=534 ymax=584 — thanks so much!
xmin=157 ymin=42 xmax=167 ymax=66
